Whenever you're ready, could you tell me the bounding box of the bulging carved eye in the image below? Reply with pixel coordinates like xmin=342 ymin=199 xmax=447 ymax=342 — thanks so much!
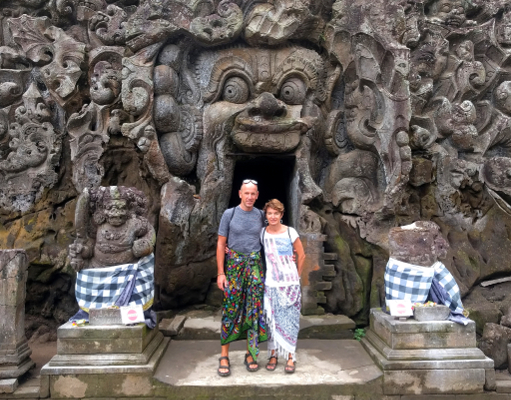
xmin=280 ymin=78 xmax=306 ymax=105
xmin=222 ymin=76 xmax=249 ymax=103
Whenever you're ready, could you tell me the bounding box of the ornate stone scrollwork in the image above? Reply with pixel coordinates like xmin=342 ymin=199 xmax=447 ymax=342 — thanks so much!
xmin=9 ymin=15 xmax=86 ymax=108
xmin=0 ymin=89 xmax=61 ymax=212
xmin=67 ymin=46 xmax=124 ymax=193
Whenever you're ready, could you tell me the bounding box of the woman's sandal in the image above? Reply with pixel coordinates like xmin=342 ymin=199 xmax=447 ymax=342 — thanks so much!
xmin=244 ymin=353 xmax=259 ymax=372
xmin=265 ymin=355 xmax=278 ymax=371
xmin=284 ymin=359 xmax=296 ymax=374
xmin=217 ymin=356 xmax=231 ymax=377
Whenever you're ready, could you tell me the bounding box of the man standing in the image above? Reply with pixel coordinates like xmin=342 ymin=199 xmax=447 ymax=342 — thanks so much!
xmin=216 ymin=180 xmax=267 ymax=377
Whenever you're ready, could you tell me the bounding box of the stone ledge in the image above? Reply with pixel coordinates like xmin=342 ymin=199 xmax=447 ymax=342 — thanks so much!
xmin=48 ymin=331 xmax=164 ymax=367
xmin=366 ymin=330 xmax=488 ymax=361
xmin=57 ymin=322 xmax=157 ymax=355
xmin=0 ymin=358 xmax=35 ymax=379
xmin=0 ymin=378 xmax=17 ymax=394
xmin=41 ymin=336 xmax=169 ymax=376
xmin=161 ymin=310 xmax=356 ymax=340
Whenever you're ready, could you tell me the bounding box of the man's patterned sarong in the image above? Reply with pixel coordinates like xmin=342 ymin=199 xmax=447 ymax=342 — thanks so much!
xmin=221 ymin=248 xmax=267 ymax=361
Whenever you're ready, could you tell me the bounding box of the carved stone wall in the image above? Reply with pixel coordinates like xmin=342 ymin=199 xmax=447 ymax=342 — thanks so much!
xmin=1 ymin=0 xmax=511 ymax=328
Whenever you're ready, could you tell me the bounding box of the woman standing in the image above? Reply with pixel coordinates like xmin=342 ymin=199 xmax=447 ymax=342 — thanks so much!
xmin=261 ymin=199 xmax=306 ymax=373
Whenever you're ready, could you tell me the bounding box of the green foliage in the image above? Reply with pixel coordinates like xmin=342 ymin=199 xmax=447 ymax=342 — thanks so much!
xmin=353 ymin=328 xmax=366 ymax=341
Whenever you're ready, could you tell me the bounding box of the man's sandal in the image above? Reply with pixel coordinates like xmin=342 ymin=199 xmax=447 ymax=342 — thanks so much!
xmin=217 ymin=356 xmax=231 ymax=377
xmin=244 ymin=353 xmax=259 ymax=372
xmin=265 ymin=356 xmax=278 ymax=371
xmin=285 ymin=359 xmax=295 ymax=374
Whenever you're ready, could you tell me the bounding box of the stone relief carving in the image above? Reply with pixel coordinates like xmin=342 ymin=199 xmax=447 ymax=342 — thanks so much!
xmin=68 ymin=186 xmax=155 ymax=271
xmin=5 ymin=0 xmax=511 ymax=326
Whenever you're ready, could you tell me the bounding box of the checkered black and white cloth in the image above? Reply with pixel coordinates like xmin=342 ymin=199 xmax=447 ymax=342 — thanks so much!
xmin=431 ymin=261 xmax=464 ymax=314
xmin=75 ymin=253 xmax=154 ymax=312
xmin=385 ymin=258 xmax=464 ymax=314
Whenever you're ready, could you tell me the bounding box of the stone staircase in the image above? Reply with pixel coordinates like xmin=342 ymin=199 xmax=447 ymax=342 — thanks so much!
xmin=300 ymin=233 xmax=338 ymax=316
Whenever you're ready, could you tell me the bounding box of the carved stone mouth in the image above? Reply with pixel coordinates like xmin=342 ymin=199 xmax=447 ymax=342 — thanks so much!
xmin=231 ymin=118 xmax=308 ymax=153
xmin=235 ymin=118 xmax=308 ymax=134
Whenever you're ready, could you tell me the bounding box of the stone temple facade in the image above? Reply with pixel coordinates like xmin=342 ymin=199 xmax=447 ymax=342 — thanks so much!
xmin=1 ymin=0 xmax=511 ymax=335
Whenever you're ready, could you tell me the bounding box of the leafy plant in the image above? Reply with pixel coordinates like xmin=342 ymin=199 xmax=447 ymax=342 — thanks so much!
xmin=353 ymin=328 xmax=366 ymax=341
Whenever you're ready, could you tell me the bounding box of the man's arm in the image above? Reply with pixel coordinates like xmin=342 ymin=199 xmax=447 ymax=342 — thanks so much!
xmin=217 ymin=235 xmax=228 ymax=290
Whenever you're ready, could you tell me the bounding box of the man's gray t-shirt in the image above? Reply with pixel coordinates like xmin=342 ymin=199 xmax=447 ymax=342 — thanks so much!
xmin=218 ymin=206 xmax=264 ymax=254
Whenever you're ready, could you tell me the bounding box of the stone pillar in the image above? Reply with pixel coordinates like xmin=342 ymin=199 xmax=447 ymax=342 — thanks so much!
xmin=0 ymin=249 xmax=34 ymax=394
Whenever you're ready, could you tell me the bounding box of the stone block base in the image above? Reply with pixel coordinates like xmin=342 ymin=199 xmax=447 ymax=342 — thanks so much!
xmin=361 ymin=308 xmax=494 ymax=395
xmin=0 ymin=379 xmax=18 ymax=394
xmin=0 ymin=355 xmax=34 ymax=379
xmin=41 ymin=322 xmax=169 ymax=398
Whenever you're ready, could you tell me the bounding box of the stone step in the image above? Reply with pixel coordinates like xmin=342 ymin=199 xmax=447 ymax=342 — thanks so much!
xmin=316 ymin=291 xmax=327 ymax=304
xmin=160 ymin=310 xmax=356 ymax=340
xmin=153 ymin=339 xmax=383 ymax=399
xmin=322 ymin=264 xmax=336 ymax=277
xmin=0 ymin=376 xmax=45 ymax=399
xmin=314 ymin=281 xmax=332 ymax=291
xmin=322 ymin=252 xmax=338 ymax=261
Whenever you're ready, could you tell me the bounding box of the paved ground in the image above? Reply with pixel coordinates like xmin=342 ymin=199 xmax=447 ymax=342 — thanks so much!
xmin=16 ymin=336 xmax=511 ymax=399
xmin=152 ymin=339 xmax=383 ymax=399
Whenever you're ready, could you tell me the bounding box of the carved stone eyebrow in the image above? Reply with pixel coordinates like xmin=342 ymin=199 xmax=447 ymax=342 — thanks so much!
xmin=202 ymin=55 xmax=255 ymax=103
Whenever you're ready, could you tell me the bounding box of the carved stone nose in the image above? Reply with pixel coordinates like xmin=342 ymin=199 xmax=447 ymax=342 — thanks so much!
xmin=248 ymin=92 xmax=286 ymax=119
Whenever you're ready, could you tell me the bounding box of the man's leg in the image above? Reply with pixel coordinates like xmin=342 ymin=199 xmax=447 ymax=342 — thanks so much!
xmin=245 ymin=340 xmax=259 ymax=371
xmin=218 ymin=343 xmax=230 ymax=375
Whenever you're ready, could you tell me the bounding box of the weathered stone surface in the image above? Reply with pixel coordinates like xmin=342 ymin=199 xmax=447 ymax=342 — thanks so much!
xmin=363 ymin=309 xmax=494 ymax=395
xmin=159 ymin=315 xmax=187 ymax=337
xmin=413 ymin=305 xmax=450 ymax=321
xmin=383 ymin=369 xmax=485 ymax=395
xmin=42 ymin=320 xmax=170 ymax=389
xmin=0 ymin=378 xmax=17 ymax=394
xmin=388 ymin=221 xmax=448 ymax=267
xmin=502 ymin=305 xmax=511 ymax=328
xmin=464 ymin=289 xmax=504 ymax=335
xmin=370 ymin=310 xmax=476 ymax=350
xmin=0 ymin=250 xmax=34 ymax=379
xmin=479 ymin=323 xmax=511 ymax=370
xmin=88 ymin=308 xmax=122 ymax=326
xmin=299 ymin=314 xmax=356 ymax=340
xmin=5 ymin=0 xmax=511 ymax=336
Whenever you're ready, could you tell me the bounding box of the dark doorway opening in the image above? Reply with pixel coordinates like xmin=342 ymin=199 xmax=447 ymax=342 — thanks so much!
xmin=229 ymin=156 xmax=295 ymax=225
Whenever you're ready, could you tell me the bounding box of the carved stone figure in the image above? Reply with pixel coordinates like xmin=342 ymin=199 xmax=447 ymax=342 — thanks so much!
xmin=5 ymin=0 xmax=511 ymax=333
xmin=69 ymin=186 xmax=156 ymax=271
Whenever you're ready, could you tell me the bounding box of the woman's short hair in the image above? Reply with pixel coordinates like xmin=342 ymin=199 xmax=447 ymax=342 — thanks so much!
xmin=263 ymin=199 xmax=285 ymax=214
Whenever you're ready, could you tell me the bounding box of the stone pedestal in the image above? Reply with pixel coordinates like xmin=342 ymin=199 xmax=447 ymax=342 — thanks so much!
xmin=41 ymin=322 xmax=169 ymax=398
xmin=0 ymin=250 xmax=34 ymax=393
xmin=361 ymin=308 xmax=495 ymax=395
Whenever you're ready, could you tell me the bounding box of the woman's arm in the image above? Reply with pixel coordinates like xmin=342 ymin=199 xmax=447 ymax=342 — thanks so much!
xmin=293 ymin=238 xmax=306 ymax=277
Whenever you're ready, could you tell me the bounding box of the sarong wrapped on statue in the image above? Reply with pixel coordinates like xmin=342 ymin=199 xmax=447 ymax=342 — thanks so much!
xmin=74 ymin=253 xmax=155 ymax=312
xmin=384 ymin=257 xmax=464 ymax=315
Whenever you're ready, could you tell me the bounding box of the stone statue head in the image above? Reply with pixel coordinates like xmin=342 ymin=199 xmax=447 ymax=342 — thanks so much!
xmin=90 ymin=186 xmax=148 ymax=226
xmin=389 ymin=221 xmax=449 ymax=266
xmin=494 ymin=81 xmax=511 ymax=116
xmin=428 ymin=0 xmax=467 ymax=27
xmin=456 ymin=40 xmax=474 ymax=62
xmin=198 ymin=45 xmax=326 ymax=154
xmin=90 ymin=60 xmax=121 ymax=105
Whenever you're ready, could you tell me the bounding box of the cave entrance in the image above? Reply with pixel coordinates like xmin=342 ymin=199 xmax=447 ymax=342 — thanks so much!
xmin=228 ymin=155 xmax=297 ymax=226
